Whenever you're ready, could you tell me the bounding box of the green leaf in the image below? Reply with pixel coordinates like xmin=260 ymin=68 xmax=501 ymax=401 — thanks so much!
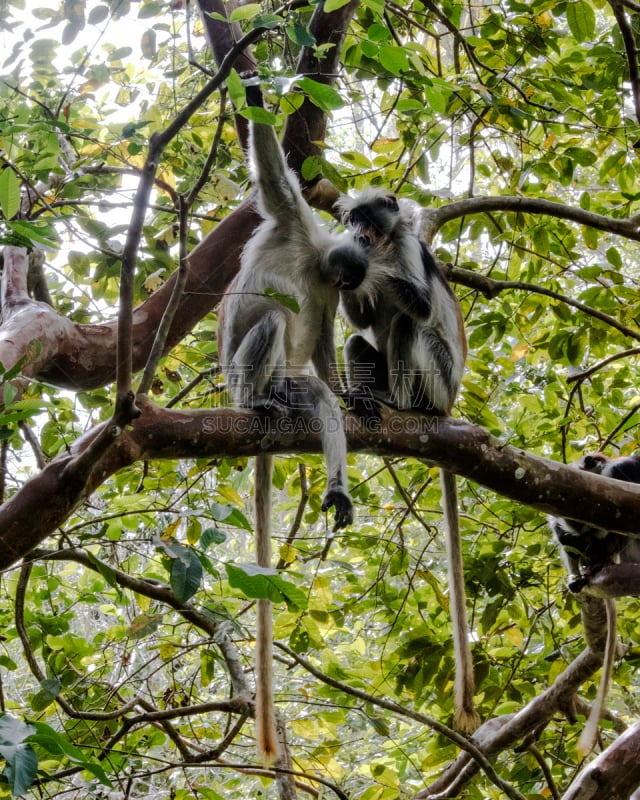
xmin=0 ymin=715 xmax=38 ymax=797
xmin=237 ymin=106 xmax=278 ymax=125
xmin=253 ymin=13 xmax=282 ymax=30
xmin=229 ymin=3 xmax=261 ymax=22
xmin=296 ymin=77 xmax=344 ymax=112
xmin=379 ymin=44 xmax=410 ymax=76
xmin=0 ymin=169 xmax=21 ymax=220
xmin=324 ymin=0 xmax=352 ymax=10
xmin=566 ymin=1 xmax=595 ymax=43
xmin=7 ymin=220 xmax=60 ymax=250
xmin=201 ymin=527 xmax=227 ymax=548
xmin=170 ymin=548 xmax=203 ymax=603
xmin=0 ymin=743 xmax=38 ymax=797
xmin=211 ymin=503 xmax=253 ymax=531
xmin=87 ymin=5 xmax=109 ymax=24
xmin=29 ymin=722 xmax=111 ymax=785
xmin=286 ymin=21 xmax=316 ymax=47
xmin=226 ymin=563 xmax=308 ymax=610
xmin=0 ymin=716 xmax=35 ymax=747
xmin=264 ymin=288 xmax=300 ymax=313
xmin=30 ymin=678 xmax=60 ymax=712
xmin=226 ymin=69 xmax=246 ymax=109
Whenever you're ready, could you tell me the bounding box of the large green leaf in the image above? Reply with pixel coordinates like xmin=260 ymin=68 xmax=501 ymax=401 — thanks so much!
xmin=226 ymin=563 xmax=308 ymax=610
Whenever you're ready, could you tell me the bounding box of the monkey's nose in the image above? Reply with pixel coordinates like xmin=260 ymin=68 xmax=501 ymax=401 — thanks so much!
xmin=356 ymin=233 xmax=371 ymax=249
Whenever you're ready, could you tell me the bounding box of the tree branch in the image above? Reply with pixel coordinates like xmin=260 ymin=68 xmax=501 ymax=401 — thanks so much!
xmin=1 ymin=399 xmax=640 ymax=569
xmin=420 ymin=195 xmax=640 ymax=243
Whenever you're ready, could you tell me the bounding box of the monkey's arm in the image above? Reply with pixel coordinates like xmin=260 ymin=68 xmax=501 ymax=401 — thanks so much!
xmin=250 ymin=121 xmax=303 ymax=222
xmin=385 ymin=241 xmax=436 ymax=321
xmin=243 ymin=79 xmax=307 ymax=224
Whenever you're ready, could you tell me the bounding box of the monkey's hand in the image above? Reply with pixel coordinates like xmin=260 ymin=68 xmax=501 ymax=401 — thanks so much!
xmin=567 ymin=575 xmax=589 ymax=593
xmin=240 ymin=71 xmax=263 ymax=108
xmin=322 ymin=490 xmax=353 ymax=531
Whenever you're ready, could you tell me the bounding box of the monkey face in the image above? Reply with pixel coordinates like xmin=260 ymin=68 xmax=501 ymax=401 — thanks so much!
xmin=346 ymin=194 xmax=399 ymax=248
xmin=337 ymin=189 xmax=402 ymax=251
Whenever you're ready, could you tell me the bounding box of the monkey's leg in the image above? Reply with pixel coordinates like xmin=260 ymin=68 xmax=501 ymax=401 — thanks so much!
xmin=228 ymin=310 xmax=287 ymax=408
xmin=345 ymin=334 xmax=388 ymax=393
xmin=280 ymin=375 xmax=353 ymax=529
xmin=387 ymin=315 xmax=456 ymax=415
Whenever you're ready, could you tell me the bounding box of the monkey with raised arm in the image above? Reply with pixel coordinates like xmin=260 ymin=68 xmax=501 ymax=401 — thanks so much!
xmin=218 ymin=77 xmax=369 ymax=761
xmin=338 ymin=189 xmax=479 ymax=733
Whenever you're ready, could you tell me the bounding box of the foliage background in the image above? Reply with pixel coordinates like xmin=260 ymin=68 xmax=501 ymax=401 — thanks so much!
xmin=0 ymin=0 xmax=639 ymax=798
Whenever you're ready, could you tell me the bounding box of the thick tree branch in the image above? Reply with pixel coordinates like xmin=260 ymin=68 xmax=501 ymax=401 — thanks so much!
xmin=561 ymin=720 xmax=640 ymax=799
xmin=415 ymin=649 xmax=602 ymax=798
xmin=1 ymin=399 xmax=639 ymax=570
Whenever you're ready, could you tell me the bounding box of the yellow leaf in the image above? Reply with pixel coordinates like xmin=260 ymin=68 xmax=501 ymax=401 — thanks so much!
xmin=504 ymin=625 xmax=524 ymax=646
xmin=161 ymin=519 xmax=180 ymax=540
xmin=510 ymin=343 xmax=529 ymax=362
xmin=279 ymin=543 xmax=299 ymax=563
xmin=216 ymin=484 xmax=244 ymax=507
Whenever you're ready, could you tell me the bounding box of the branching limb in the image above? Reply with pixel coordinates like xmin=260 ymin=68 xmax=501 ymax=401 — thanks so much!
xmin=276 ymin=642 xmax=527 ymax=800
xmin=418 ymin=195 xmax=640 ymax=245
xmin=447 ymin=264 xmax=640 ymax=342
xmin=2 ymin=402 xmax=640 ymax=569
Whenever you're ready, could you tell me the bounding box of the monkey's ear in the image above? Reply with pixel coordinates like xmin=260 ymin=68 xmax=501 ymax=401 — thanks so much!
xmin=240 ymin=71 xmax=263 ymax=109
xmin=384 ymin=194 xmax=399 ymax=212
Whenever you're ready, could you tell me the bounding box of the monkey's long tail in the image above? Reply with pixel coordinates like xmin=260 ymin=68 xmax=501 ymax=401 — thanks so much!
xmin=441 ymin=468 xmax=481 ymax=734
xmin=255 ymin=453 xmax=280 ymax=764
xmin=578 ymin=597 xmax=617 ymax=756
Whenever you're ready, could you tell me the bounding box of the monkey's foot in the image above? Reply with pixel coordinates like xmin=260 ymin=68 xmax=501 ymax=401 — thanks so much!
xmin=322 ymin=490 xmax=353 ymax=530
xmin=343 ymin=388 xmax=382 ymax=424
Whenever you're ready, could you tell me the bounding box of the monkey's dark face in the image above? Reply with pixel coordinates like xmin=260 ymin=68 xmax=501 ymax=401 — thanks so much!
xmin=579 ymin=453 xmax=607 ymax=475
xmin=346 ymin=194 xmax=400 ymax=249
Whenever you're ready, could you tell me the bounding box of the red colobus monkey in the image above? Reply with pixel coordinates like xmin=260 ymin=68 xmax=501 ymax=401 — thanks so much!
xmin=218 ymin=77 xmax=369 ymax=762
xmin=338 ymin=190 xmax=479 ymax=733
xmin=548 ymin=452 xmax=640 ymax=754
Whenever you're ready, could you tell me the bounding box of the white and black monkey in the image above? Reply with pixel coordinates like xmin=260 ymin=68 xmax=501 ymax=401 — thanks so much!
xmin=218 ymin=77 xmax=369 ymax=762
xmin=548 ymin=452 xmax=640 ymax=754
xmin=338 ymin=190 xmax=479 ymax=733
xmin=549 ymin=453 xmax=640 ymax=590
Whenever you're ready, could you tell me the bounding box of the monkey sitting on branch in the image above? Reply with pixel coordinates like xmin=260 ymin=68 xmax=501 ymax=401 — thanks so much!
xmin=337 ymin=189 xmax=479 ymax=733
xmin=549 ymin=452 xmax=640 ymax=755
xmin=218 ymin=75 xmax=371 ymax=763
